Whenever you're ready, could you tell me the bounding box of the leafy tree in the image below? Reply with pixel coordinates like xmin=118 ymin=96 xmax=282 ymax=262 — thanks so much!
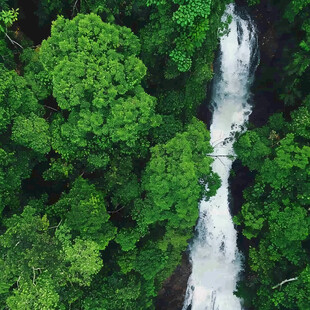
xmin=0 ymin=7 xmax=18 ymax=33
xmin=137 ymin=118 xmax=218 ymax=229
xmin=12 ymin=114 xmax=50 ymax=154
xmin=40 ymin=14 xmax=161 ymax=169
xmin=83 ymin=273 xmax=143 ymax=310
xmin=0 ymin=66 xmax=43 ymax=132
xmin=20 ymin=48 xmax=52 ymax=101
xmin=0 ymin=205 xmax=105 ymax=309
xmin=0 ymin=37 xmax=14 ymax=69
xmin=62 ymin=237 xmax=103 ymax=286
xmin=233 ymin=5 xmax=310 ymax=305
xmin=43 ymin=158 xmax=74 ymax=181
xmin=0 ymin=207 xmax=59 ymax=292
xmin=114 ymin=119 xmax=219 ymax=290
xmin=0 ymin=66 xmax=49 ymax=217
xmin=142 ymin=0 xmax=227 ymax=72
xmin=0 ymin=147 xmax=32 ymax=216
xmin=234 ymin=103 xmax=310 ymax=309
xmin=53 ymin=177 xmax=117 ymax=249
xmin=6 ymin=275 xmax=59 ymax=310
xmin=139 ymin=0 xmax=227 ymax=135
xmin=34 ymin=0 xmax=122 ymax=26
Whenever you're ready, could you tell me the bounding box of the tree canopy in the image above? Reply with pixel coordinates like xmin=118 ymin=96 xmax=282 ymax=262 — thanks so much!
xmin=0 ymin=2 xmax=224 ymax=308
xmin=233 ymin=2 xmax=310 ymax=308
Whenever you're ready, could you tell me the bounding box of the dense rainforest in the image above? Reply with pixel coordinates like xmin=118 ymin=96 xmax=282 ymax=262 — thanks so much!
xmin=233 ymin=0 xmax=310 ymax=309
xmin=0 ymin=0 xmax=309 ymax=309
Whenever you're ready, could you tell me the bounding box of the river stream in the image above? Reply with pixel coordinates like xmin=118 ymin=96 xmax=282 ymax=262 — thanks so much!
xmin=182 ymin=4 xmax=259 ymax=310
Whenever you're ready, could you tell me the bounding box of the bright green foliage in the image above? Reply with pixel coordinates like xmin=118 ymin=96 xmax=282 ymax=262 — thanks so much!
xmin=111 ymin=119 xmax=218 ymax=307
xmin=40 ymin=14 xmax=141 ymax=110
xmin=40 ymin=14 xmax=161 ymax=167
xmin=116 ymin=249 xmax=154 ymax=284
xmin=234 ymin=130 xmax=272 ymax=171
xmin=144 ymin=0 xmax=214 ymax=71
xmin=0 ymin=66 xmax=43 ymax=132
xmin=0 ymin=206 xmax=104 ymax=309
xmin=62 ymin=238 xmax=103 ymax=286
xmin=268 ymin=204 xmax=308 ymax=262
xmin=115 ymin=227 xmax=142 ymax=251
xmin=6 ymin=276 xmax=59 ymax=310
xmin=138 ymin=118 xmax=217 ymax=230
xmin=0 ymin=7 xmax=18 ymax=33
xmin=54 ymin=178 xmax=117 ymax=249
xmin=12 ymin=114 xmax=50 ymax=154
xmin=114 ymin=119 xmax=219 ymax=279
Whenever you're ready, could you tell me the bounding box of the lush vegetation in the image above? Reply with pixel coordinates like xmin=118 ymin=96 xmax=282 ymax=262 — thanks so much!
xmin=235 ymin=1 xmax=310 ymax=309
xmin=0 ymin=0 xmax=226 ymax=308
xmin=1 ymin=0 xmax=309 ymax=309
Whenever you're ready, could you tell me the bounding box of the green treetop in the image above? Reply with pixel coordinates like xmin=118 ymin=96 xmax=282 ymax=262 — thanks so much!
xmin=0 ymin=66 xmax=50 ymax=217
xmin=143 ymin=0 xmax=225 ymax=72
xmin=40 ymin=14 xmax=161 ymax=170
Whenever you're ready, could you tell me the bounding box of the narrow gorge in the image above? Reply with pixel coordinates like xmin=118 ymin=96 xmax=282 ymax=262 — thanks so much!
xmin=182 ymin=4 xmax=259 ymax=310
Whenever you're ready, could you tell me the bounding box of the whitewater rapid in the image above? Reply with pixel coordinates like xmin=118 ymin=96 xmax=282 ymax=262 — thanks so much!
xmin=182 ymin=4 xmax=259 ymax=310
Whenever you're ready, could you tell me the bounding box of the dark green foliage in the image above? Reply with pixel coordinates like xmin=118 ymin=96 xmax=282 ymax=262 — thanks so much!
xmin=0 ymin=0 xmax=223 ymax=306
xmin=235 ymin=110 xmax=310 ymax=309
xmin=0 ymin=0 xmax=302 ymax=308
xmin=0 ymin=206 xmax=103 ymax=309
xmin=83 ymin=273 xmax=144 ymax=310
xmin=247 ymin=0 xmax=260 ymax=6
xmin=139 ymin=0 xmax=227 ymax=135
xmin=143 ymin=0 xmax=226 ymax=72
xmin=0 ymin=66 xmax=49 ymax=217
xmin=234 ymin=3 xmax=310 ymax=307
xmin=20 ymin=48 xmax=51 ymax=100
xmin=34 ymin=0 xmax=123 ymax=26
xmin=0 ymin=66 xmax=44 ymax=132
xmin=0 ymin=38 xmax=15 ymax=69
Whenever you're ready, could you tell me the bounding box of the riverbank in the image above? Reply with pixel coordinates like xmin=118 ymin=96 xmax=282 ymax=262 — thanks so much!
xmin=155 ymin=253 xmax=191 ymax=309
xmin=231 ymin=0 xmax=284 ymax=249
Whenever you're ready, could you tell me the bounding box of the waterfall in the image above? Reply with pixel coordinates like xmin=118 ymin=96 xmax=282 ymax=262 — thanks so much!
xmin=182 ymin=4 xmax=259 ymax=310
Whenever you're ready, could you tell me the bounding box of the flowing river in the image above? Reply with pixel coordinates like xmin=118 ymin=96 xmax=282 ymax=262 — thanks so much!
xmin=182 ymin=4 xmax=259 ymax=310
